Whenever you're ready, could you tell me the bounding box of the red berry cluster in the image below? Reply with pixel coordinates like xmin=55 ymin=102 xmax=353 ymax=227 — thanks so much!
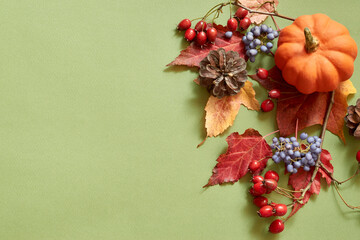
xmin=234 ymin=8 xmax=251 ymax=30
xmin=177 ymin=19 xmax=218 ymax=46
xmin=177 ymin=7 xmax=252 ymax=46
xmin=249 ymin=170 xmax=286 ymax=234
xmin=256 ymin=68 xmax=281 ymax=112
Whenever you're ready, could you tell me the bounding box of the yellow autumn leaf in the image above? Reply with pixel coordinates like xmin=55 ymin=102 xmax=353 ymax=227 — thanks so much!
xmin=205 ymin=81 xmax=260 ymax=138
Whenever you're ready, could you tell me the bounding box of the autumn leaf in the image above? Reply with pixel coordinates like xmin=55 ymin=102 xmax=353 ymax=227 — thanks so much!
xmin=236 ymin=0 xmax=279 ymax=24
xmin=286 ymin=149 xmax=333 ymax=219
xmin=205 ymin=81 xmax=260 ymax=138
xmin=204 ymin=128 xmax=272 ymax=187
xmin=167 ymin=24 xmax=245 ymax=68
xmin=249 ymin=66 xmax=356 ymax=142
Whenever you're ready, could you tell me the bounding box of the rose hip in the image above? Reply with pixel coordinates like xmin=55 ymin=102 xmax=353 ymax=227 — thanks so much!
xmin=195 ymin=20 xmax=207 ymax=32
xmin=177 ymin=19 xmax=191 ymax=30
xmin=253 ymin=196 xmax=268 ymax=208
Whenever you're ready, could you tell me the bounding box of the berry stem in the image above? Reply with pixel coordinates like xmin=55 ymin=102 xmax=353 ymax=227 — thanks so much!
xmin=274 ymin=188 xmax=294 ymax=199
xmin=297 ymin=90 xmax=335 ymax=204
xmin=277 ymin=186 xmax=303 ymax=193
xmin=190 ymin=17 xmax=204 ymax=22
xmin=233 ymin=2 xmax=295 ymax=21
xmin=229 ymin=0 xmax=232 ymax=18
xmin=203 ymin=3 xmax=226 ymax=21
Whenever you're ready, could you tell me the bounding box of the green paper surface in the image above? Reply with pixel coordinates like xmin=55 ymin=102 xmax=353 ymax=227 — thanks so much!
xmin=0 ymin=0 xmax=359 ymax=239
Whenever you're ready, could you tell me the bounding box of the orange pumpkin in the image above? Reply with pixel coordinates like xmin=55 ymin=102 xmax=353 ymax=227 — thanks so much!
xmin=275 ymin=13 xmax=358 ymax=94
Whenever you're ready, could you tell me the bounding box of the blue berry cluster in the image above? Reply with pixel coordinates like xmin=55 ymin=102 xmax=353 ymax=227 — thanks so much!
xmin=242 ymin=24 xmax=279 ymax=62
xmin=270 ymin=132 xmax=322 ymax=174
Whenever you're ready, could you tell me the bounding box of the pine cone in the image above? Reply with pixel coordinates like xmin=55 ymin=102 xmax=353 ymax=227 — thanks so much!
xmin=345 ymin=98 xmax=360 ymax=137
xmin=198 ymin=48 xmax=247 ymax=98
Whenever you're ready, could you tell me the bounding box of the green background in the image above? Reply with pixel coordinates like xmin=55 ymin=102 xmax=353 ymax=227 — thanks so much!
xmin=0 ymin=0 xmax=359 ymax=239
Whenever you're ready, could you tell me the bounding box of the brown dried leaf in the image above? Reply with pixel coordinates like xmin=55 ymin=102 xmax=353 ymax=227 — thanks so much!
xmin=237 ymin=0 xmax=279 ymax=24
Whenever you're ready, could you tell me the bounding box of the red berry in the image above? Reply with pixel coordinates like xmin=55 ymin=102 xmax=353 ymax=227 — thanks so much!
xmin=235 ymin=8 xmax=248 ymax=19
xmin=184 ymin=28 xmax=196 ymax=41
xmin=356 ymin=150 xmax=360 ymax=163
xmin=239 ymin=17 xmax=251 ymax=30
xmin=269 ymin=219 xmax=285 ymax=234
xmin=249 ymin=160 xmax=260 ymax=172
xmin=269 ymin=89 xmax=281 ymax=99
xmin=261 ymin=99 xmax=274 ymax=112
xmin=252 ymin=175 xmax=264 ymax=184
xmin=257 ymin=68 xmax=269 ymax=79
xmin=253 ymin=196 xmax=268 ymax=208
xmin=206 ymin=27 xmax=217 ymax=42
xmin=258 ymin=205 xmax=274 ymax=217
xmin=227 ymin=18 xmax=238 ymax=31
xmin=195 ymin=20 xmax=207 ymax=32
xmin=264 ymin=170 xmax=279 ymax=182
xmin=264 ymin=179 xmax=278 ymax=191
xmin=274 ymin=204 xmax=287 ymax=216
xmin=177 ymin=19 xmax=191 ymax=30
xmin=253 ymin=182 xmax=267 ymax=195
xmin=249 ymin=187 xmax=260 ymax=196
xmin=196 ymin=31 xmax=207 ymax=45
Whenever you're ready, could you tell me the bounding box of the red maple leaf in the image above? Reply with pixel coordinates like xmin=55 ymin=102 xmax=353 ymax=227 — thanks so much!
xmin=167 ymin=24 xmax=246 ymax=68
xmin=249 ymin=66 xmax=356 ymax=142
xmin=286 ymin=149 xmax=333 ymax=219
xmin=204 ymin=128 xmax=272 ymax=187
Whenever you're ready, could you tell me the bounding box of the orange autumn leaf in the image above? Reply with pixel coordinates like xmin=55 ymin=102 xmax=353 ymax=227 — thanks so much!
xmin=205 ymin=81 xmax=259 ymax=137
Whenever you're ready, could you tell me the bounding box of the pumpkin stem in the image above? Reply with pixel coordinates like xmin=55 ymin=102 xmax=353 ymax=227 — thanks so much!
xmin=304 ymin=28 xmax=319 ymax=53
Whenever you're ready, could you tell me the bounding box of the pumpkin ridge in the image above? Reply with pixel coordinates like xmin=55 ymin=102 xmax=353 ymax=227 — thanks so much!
xmin=314 ymin=15 xmax=331 ymax=42
xmin=321 ymin=50 xmax=354 ymax=80
xmin=324 ymin=36 xmax=358 ymax=59
xmin=281 ymin=58 xmax=303 ymax=89
xmin=315 ymin=54 xmax=339 ymax=92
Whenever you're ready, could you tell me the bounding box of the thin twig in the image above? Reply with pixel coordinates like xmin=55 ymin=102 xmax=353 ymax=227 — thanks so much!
xmin=233 ymin=2 xmax=295 ymax=21
xmin=271 ymin=15 xmax=281 ymax=31
xmin=297 ymin=91 xmax=335 ymax=204
xmin=320 ymin=161 xmax=360 ymax=184
xmin=333 ymin=183 xmax=360 ymax=210
xmin=337 ymin=167 xmax=360 ymax=184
